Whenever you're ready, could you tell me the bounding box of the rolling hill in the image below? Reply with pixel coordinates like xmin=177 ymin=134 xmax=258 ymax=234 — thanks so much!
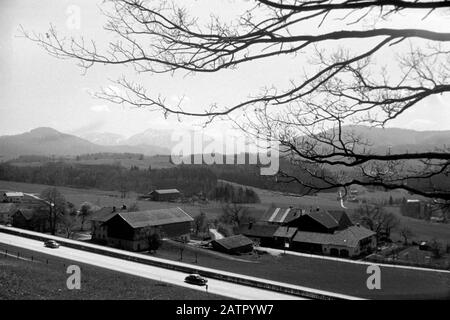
xmin=0 ymin=127 xmax=170 ymax=158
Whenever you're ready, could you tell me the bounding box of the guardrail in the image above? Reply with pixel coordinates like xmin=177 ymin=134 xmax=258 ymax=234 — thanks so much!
xmin=0 ymin=226 xmax=361 ymax=300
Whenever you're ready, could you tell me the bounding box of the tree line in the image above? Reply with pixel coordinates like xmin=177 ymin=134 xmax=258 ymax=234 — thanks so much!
xmin=0 ymin=162 xmax=217 ymax=197
xmin=208 ymin=182 xmax=260 ymax=204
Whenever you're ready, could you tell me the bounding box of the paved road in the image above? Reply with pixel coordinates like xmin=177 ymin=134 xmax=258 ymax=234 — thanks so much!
xmin=0 ymin=232 xmax=303 ymax=300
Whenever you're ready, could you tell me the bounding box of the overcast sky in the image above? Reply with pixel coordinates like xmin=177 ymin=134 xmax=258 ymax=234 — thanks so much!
xmin=1 ymin=0 xmax=449 ymax=138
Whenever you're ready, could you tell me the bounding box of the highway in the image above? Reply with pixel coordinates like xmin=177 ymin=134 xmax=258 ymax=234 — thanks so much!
xmin=0 ymin=232 xmax=304 ymax=300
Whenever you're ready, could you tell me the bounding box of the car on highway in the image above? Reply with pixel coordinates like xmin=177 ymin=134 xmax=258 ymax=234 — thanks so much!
xmin=44 ymin=239 xmax=60 ymax=249
xmin=184 ymin=273 xmax=208 ymax=286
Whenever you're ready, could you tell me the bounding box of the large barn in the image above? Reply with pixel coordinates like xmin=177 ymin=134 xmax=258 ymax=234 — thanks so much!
xmin=147 ymin=189 xmax=181 ymax=202
xmin=2 ymin=192 xmax=24 ymax=203
xmin=93 ymin=207 xmax=193 ymax=251
xmin=90 ymin=206 xmax=125 ymax=244
xmin=244 ymin=206 xmax=376 ymax=258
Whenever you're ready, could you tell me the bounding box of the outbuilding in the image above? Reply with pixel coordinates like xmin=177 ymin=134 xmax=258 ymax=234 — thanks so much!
xmin=211 ymin=234 xmax=254 ymax=254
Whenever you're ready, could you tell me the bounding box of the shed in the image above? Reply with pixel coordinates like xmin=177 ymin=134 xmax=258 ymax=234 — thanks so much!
xmin=211 ymin=234 xmax=254 ymax=254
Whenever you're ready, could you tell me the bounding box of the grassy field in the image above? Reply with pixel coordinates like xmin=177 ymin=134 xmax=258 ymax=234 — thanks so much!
xmin=0 ymin=243 xmax=221 ymax=300
xmin=0 ymin=180 xmax=227 ymax=220
xmin=150 ymin=240 xmax=450 ymax=300
xmin=220 ymin=179 xmax=415 ymax=211
xmin=385 ymin=206 xmax=450 ymax=243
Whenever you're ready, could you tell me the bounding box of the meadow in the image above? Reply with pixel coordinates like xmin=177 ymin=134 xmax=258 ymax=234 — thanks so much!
xmin=0 ymin=243 xmax=219 ymax=300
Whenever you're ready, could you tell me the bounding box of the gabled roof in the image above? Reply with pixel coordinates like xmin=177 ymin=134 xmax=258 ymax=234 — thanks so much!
xmin=273 ymin=226 xmax=298 ymax=239
xmin=259 ymin=207 xmax=305 ymax=224
xmin=15 ymin=209 xmax=34 ymax=220
xmin=90 ymin=207 xmax=120 ymax=222
xmin=293 ymin=225 xmax=375 ymax=248
xmin=109 ymin=207 xmax=193 ymax=228
xmin=212 ymin=234 xmax=253 ymax=250
xmin=150 ymin=189 xmax=180 ymax=195
xmin=306 ymin=209 xmax=340 ymax=230
xmin=0 ymin=203 xmax=16 ymax=213
xmin=4 ymin=192 xmax=24 ymax=197
xmin=239 ymin=222 xmax=278 ymax=238
xmin=328 ymin=210 xmax=353 ymax=229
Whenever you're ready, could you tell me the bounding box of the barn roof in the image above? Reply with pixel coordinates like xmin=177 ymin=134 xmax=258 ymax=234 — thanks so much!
xmin=150 ymin=189 xmax=180 ymax=195
xmin=112 ymin=207 xmax=193 ymax=228
xmin=90 ymin=207 xmax=120 ymax=222
xmin=293 ymin=225 xmax=375 ymax=248
xmin=4 ymin=192 xmax=24 ymax=197
xmin=239 ymin=222 xmax=278 ymax=238
xmin=307 ymin=209 xmax=340 ymax=229
xmin=212 ymin=234 xmax=253 ymax=250
xmin=273 ymin=226 xmax=298 ymax=239
xmin=259 ymin=207 xmax=305 ymax=224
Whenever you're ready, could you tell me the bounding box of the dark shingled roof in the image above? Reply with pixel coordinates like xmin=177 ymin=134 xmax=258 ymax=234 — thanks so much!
xmin=212 ymin=235 xmax=253 ymax=250
xmin=273 ymin=226 xmax=298 ymax=239
xmin=328 ymin=210 xmax=353 ymax=229
xmin=307 ymin=209 xmax=340 ymax=229
xmin=111 ymin=207 xmax=193 ymax=228
xmin=90 ymin=207 xmax=121 ymax=222
xmin=293 ymin=225 xmax=375 ymax=248
xmin=15 ymin=209 xmax=34 ymax=220
xmin=239 ymin=222 xmax=278 ymax=238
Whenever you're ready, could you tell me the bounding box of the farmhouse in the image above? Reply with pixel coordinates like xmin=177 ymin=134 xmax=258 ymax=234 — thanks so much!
xmin=292 ymin=225 xmax=376 ymax=257
xmin=90 ymin=206 xmax=126 ymax=243
xmin=97 ymin=207 xmax=193 ymax=251
xmin=11 ymin=209 xmax=35 ymax=230
xmin=247 ymin=206 xmax=376 ymax=258
xmin=147 ymin=189 xmax=181 ymax=202
xmin=211 ymin=234 xmax=254 ymax=254
xmin=3 ymin=192 xmax=24 ymax=203
xmin=0 ymin=203 xmax=16 ymax=224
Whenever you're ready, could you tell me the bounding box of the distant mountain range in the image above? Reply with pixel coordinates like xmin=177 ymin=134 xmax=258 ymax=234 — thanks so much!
xmin=0 ymin=127 xmax=171 ymax=159
xmin=80 ymin=128 xmax=183 ymax=149
xmin=328 ymin=125 xmax=450 ymax=153
xmin=0 ymin=126 xmax=449 ymax=160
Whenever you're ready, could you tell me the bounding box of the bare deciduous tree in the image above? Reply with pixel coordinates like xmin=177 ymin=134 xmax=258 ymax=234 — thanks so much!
xmin=40 ymin=187 xmax=66 ymax=235
xmin=399 ymin=226 xmax=414 ymax=245
xmin=22 ymin=0 xmax=450 ymax=199
xmin=353 ymin=203 xmax=400 ymax=241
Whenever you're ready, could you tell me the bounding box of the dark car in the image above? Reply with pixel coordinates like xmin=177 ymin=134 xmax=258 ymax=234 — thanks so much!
xmin=184 ymin=273 xmax=208 ymax=286
xmin=44 ymin=240 xmax=60 ymax=249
